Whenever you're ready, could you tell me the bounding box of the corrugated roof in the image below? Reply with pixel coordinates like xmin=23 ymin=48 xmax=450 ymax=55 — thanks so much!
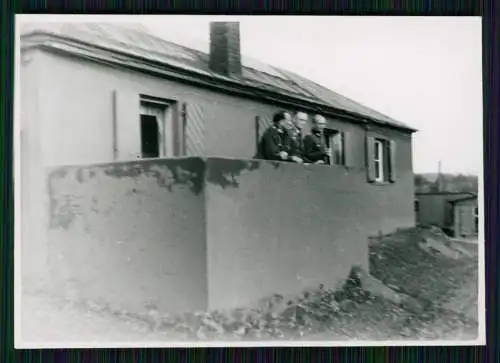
xmin=274 ymin=68 xmax=410 ymax=128
xmin=20 ymin=22 xmax=415 ymax=131
xmin=449 ymin=194 xmax=478 ymax=204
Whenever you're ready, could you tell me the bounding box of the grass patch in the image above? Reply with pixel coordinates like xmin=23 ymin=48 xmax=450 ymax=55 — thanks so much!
xmin=369 ymin=227 xmax=478 ymax=308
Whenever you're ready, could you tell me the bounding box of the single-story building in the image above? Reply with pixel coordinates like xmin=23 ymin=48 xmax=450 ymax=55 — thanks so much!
xmin=450 ymin=194 xmax=479 ymax=238
xmin=20 ymin=21 xmax=416 ymax=178
xmin=414 ymin=192 xmax=478 ymax=237
xmin=18 ymin=21 xmax=418 ymax=316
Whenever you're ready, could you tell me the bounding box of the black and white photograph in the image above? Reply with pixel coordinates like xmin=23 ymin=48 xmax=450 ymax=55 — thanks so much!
xmin=14 ymin=15 xmax=484 ymax=347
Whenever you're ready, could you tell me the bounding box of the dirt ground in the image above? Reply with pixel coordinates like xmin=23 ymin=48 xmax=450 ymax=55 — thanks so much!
xmin=18 ymin=227 xmax=480 ymax=346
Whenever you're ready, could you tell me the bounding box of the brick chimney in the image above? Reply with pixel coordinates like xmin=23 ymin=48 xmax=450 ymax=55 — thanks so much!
xmin=209 ymin=22 xmax=242 ymax=77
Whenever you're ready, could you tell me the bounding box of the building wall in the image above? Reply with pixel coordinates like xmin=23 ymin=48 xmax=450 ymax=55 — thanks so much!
xmin=415 ymin=193 xmax=474 ymax=232
xmin=204 ymin=157 xmax=415 ymax=309
xmin=19 ymin=49 xmax=50 ymax=291
xmin=29 ymin=49 xmax=273 ymax=165
xmin=19 ymin=47 xmax=416 ymax=313
xmin=24 ymin=48 xmax=414 ymax=177
xmin=415 ymin=194 xmax=451 ymax=228
xmin=43 ymin=158 xmax=208 ymax=314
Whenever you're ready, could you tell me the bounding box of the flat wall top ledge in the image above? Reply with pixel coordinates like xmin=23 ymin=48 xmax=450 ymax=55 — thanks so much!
xmin=47 ymin=157 xmax=208 ymax=196
xmin=47 ymin=156 xmax=358 ymax=174
xmin=46 ymin=156 xmax=358 ymax=192
xmin=47 ymin=156 xmax=208 ymax=174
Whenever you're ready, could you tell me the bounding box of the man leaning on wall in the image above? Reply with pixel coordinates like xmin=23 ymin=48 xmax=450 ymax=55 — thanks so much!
xmin=259 ymin=111 xmax=291 ymax=161
xmin=303 ymin=114 xmax=331 ymax=164
xmin=284 ymin=111 xmax=308 ymax=164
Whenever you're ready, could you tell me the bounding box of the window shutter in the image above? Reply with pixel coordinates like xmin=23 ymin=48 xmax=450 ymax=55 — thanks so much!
xmin=171 ymin=103 xmax=182 ymax=156
xmin=182 ymin=102 xmax=205 ymax=156
xmin=341 ymin=131 xmax=350 ymax=167
xmin=258 ymin=115 xmax=272 ymax=139
xmin=254 ymin=115 xmax=272 ymax=159
xmin=179 ymin=103 xmax=187 ymax=156
xmin=389 ymin=139 xmax=397 ymax=182
xmin=114 ymin=90 xmax=141 ymax=161
xmin=111 ymin=90 xmax=118 ymax=161
xmin=255 ymin=116 xmax=260 ymax=156
xmin=365 ymin=135 xmax=376 ymax=182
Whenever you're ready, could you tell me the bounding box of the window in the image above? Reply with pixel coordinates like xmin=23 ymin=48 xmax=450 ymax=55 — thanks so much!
xmin=324 ymin=129 xmax=345 ymax=166
xmin=367 ymin=137 xmax=395 ymax=183
xmin=414 ymin=200 xmax=420 ymax=213
xmin=140 ymin=115 xmax=159 ymax=158
xmin=374 ymin=139 xmax=385 ymax=182
xmin=139 ymin=97 xmax=175 ymax=159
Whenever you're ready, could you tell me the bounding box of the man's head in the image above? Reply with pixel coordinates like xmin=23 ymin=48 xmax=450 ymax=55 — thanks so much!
xmin=312 ymin=114 xmax=327 ymax=132
xmin=293 ymin=111 xmax=308 ymax=129
xmin=273 ymin=111 xmax=292 ymax=130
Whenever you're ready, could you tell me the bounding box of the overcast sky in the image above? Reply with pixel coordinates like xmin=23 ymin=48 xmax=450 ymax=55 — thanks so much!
xmin=142 ymin=16 xmax=482 ymax=176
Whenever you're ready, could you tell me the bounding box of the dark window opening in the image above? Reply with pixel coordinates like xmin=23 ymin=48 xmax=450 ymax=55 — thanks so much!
xmin=474 ymin=207 xmax=479 ymax=234
xmin=141 ymin=114 xmax=159 ymax=158
xmin=323 ymin=129 xmax=345 ymax=166
xmin=414 ymin=200 xmax=419 ymax=212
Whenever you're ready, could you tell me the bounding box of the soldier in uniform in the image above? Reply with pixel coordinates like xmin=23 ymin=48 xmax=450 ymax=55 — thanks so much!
xmin=303 ymin=114 xmax=332 ymax=164
xmin=285 ymin=111 xmax=308 ymax=164
xmin=259 ymin=111 xmax=291 ymax=161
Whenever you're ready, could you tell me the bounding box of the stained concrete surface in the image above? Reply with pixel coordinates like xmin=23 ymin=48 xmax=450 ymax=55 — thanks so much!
xmin=205 ymin=158 xmax=415 ymax=310
xmin=22 ymin=157 xmax=415 ymax=335
xmin=43 ymin=158 xmax=208 ymax=315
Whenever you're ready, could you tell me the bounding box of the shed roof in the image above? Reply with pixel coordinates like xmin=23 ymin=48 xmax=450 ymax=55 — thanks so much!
xmin=20 ymin=22 xmax=416 ymax=132
xmin=415 ymin=192 xmax=476 ymax=197
xmin=449 ymin=194 xmax=478 ymax=204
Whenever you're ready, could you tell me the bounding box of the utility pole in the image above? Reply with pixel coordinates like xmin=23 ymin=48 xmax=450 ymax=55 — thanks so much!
xmin=437 ymin=160 xmax=442 ymax=192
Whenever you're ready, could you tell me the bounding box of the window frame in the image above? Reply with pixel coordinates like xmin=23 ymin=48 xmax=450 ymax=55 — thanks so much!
xmin=366 ymin=135 xmax=396 ymax=184
xmin=373 ymin=139 xmax=385 ymax=182
xmin=324 ymin=128 xmax=345 ymax=166
xmin=139 ymin=97 xmax=175 ymax=159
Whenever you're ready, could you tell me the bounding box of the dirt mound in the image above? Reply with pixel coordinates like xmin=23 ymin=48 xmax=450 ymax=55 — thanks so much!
xmin=418 ymin=237 xmax=470 ymax=259
xmin=347 ymin=266 xmax=424 ymax=314
xmin=21 ymin=226 xmax=479 ymax=343
xmin=369 ymin=226 xmax=478 ymax=314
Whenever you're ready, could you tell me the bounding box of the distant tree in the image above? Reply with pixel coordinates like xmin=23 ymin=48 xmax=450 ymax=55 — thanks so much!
xmin=452 ymin=174 xmax=478 ymax=193
xmin=429 ymin=181 xmax=440 ymax=193
xmin=414 ymin=174 xmax=433 ymax=193
xmin=414 ymin=174 xmax=426 ymax=188
xmin=414 ymin=173 xmax=478 ymax=194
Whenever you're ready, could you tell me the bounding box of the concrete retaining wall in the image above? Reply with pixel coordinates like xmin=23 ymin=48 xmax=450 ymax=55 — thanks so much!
xmin=24 ymin=157 xmax=414 ymax=316
xmin=204 ymin=158 xmax=414 ymax=309
xmin=44 ymin=158 xmax=208 ymax=314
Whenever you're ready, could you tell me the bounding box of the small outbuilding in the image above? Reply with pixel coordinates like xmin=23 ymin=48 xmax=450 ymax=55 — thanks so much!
xmin=449 ymin=194 xmax=478 ymax=238
xmin=415 ymin=192 xmax=478 ymax=237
